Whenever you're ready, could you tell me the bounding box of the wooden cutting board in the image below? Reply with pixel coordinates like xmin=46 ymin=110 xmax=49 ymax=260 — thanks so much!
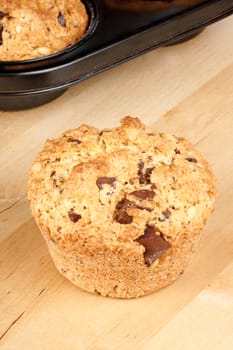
xmin=1 ymin=16 xmax=233 ymax=350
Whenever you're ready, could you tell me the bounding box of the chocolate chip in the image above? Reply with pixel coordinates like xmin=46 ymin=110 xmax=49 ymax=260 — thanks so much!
xmin=68 ymin=210 xmax=81 ymax=223
xmin=116 ymin=210 xmax=133 ymax=224
xmin=115 ymin=198 xmax=153 ymax=224
xmin=57 ymin=11 xmax=66 ymax=27
xmin=174 ymin=148 xmax=181 ymax=154
xmin=115 ymin=199 xmax=133 ymax=224
xmin=67 ymin=137 xmax=82 ymax=144
xmin=130 ymin=190 xmax=155 ymax=200
xmin=137 ymin=161 xmax=145 ymax=183
xmin=137 ymin=161 xmax=154 ymax=184
xmin=135 ymin=225 xmax=170 ymax=266
xmin=145 ymin=167 xmax=154 ymax=184
xmin=185 ymin=157 xmax=197 ymax=163
xmin=115 ymin=199 xmax=128 ymax=210
xmin=0 ymin=11 xmax=9 ymax=20
xmin=96 ymin=177 xmax=116 ymax=190
xmin=0 ymin=23 xmax=3 ymax=45
xmin=159 ymin=209 xmax=171 ymax=222
xmin=151 ymin=183 xmax=157 ymax=190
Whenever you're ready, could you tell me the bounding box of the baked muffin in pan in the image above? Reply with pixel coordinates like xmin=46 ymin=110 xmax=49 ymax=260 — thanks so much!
xmin=0 ymin=0 xmax=89 ymax=61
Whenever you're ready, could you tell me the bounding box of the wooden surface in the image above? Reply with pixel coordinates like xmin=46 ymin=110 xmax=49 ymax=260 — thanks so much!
xmin=1 ymin=16 xmax=233 ymax=349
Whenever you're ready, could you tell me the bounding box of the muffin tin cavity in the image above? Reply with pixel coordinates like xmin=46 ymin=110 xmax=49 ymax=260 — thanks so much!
xmin=0 ymin=0 xmax=232 ymax=110
xmin=0 ymin=0 xmax=98 ymax=68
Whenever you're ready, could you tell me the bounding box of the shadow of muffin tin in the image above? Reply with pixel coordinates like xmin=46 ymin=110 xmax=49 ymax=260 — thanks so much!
xmin=0 ymin=0 xmax=233 ymax=110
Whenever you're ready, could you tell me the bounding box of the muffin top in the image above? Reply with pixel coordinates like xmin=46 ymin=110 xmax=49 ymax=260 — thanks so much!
xmin=28 ymin=117 xmax=216 ymax=260
xmin=0 ymin=0 xmax=88 ymax=61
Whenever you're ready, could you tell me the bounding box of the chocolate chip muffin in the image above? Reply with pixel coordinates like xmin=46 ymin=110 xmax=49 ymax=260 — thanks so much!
xmin=104 ymin=0 xmax=205 ymax=12
xmin=28 ymin=117 xmax=216 ymax=298
xmin=0 ymin=0 xmax=88 ymax=61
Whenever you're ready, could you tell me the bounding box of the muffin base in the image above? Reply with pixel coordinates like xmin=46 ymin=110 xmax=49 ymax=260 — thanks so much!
xmin=42 ymin=226 xmax=202 ymax=299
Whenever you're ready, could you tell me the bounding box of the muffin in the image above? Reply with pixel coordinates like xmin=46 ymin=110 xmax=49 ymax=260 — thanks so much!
xmin=0 ymin=0 xmax=88 ymax=61
xmin=28 ymin=117 xmax=216 ymax=298
xmin=104 ymin=0 xmax=206 ymax=12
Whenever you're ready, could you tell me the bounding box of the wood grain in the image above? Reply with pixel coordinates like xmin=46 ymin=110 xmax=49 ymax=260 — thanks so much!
xmin=1 ymin=16 xmax=233 ymax=350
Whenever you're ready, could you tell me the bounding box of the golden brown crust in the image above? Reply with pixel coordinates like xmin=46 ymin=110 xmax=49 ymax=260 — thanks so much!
xmin=28 ymin=116 xmax=217 ymax=298
xmin=0 ymin=0 xmax=88 ymax=61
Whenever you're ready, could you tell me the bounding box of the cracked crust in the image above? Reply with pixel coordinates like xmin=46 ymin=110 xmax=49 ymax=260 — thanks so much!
xmin=0 ymin=0 xmax=88 ymax=61
xmin=28 ymin=116 xmax=217 ymax=298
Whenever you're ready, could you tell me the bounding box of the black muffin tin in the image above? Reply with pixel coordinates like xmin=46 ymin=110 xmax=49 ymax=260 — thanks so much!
xmin=0 ymin=0 xmax=233 ymax=110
